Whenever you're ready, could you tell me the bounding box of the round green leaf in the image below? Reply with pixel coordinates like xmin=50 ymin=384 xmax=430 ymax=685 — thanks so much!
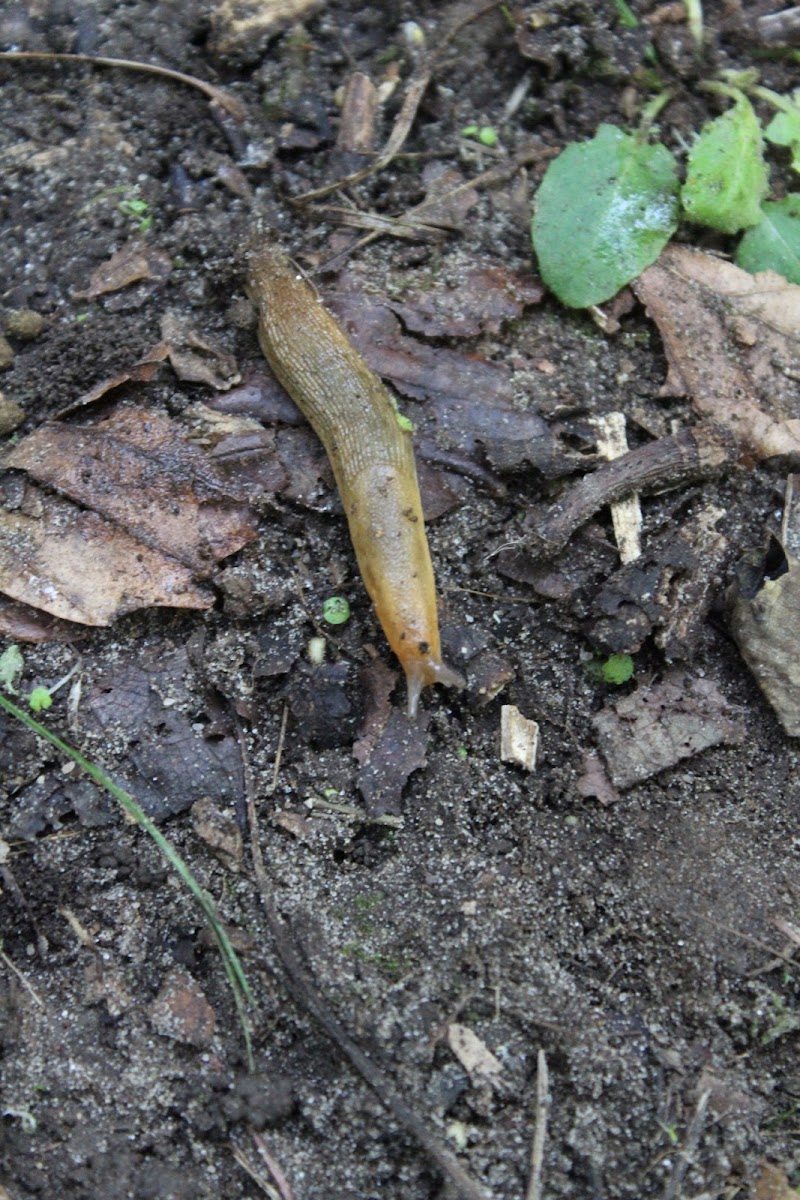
xmin=531 ymin=124 xmax=679 ymax=308
xmin=736 ymin=195 xmax=800 ymax=283
xmin=323 ymin=595 xmax=350 ymax=625
xmin=681 ymin=96 xmax=769 ymax=233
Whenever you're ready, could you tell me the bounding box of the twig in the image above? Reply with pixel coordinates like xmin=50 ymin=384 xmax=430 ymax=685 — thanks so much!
xmin=237 ymin=718 xmax=493 ymax=1200
xmin=231 ymin=1143 xmax=282 ymax=1200
xmin=662 ymin=1089 xmax=710 ymax=1200
xmin=316 ymin=142 xmax=552 ymax=266
xmin=0 ymin=948 xmax=44 ymax=1009
xmin=526 ymin=1049 xmax=550 ymax=1200
xmin=526 ymin=425 xmax=736 ymax=558
xmin=252 ymin=1130 xmax=299 ymax=1200
xmin=293 ymin=0 xmax=504 ymax=203
xmin=0 ymin=51 xmax=245 ymax=121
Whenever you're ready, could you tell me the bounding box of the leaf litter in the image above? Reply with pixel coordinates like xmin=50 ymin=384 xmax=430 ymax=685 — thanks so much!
xmin=0 ymin=405 xmax=257 ymax=624
xmin=633 ymin=244 xmax=800 ymax=460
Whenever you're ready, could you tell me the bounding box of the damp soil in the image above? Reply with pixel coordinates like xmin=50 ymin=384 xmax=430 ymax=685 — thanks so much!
xmin=1 ymin=3 xmax=799 ymax=1199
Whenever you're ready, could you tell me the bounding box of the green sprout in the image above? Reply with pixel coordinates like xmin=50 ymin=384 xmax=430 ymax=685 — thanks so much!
xmin=0 ymin=645 xmax=24 ymax=693
xmin=323 ymin=596 xmax=350 ymax=625
xmin=612 ymin=0 xmax=638 ymax=29
xmin=118 ymin=197 xmax=152 ymax=232
xmin=461 ymin=124 xmax=498 ymax=147
xmin=586 ymin=653 xmax=635 ymax=686
xmin=28 ymin=687 xmax=53 ymax=713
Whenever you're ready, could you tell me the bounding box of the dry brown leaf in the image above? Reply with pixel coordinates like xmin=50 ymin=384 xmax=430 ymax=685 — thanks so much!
xmin=0 ymin=597 xmax=80 ymax=643
xmin=4 ymin=406 xmax=256 ymax=572
xmin=82 ymin=241 xmax=173 ymax=301
xmin=55 ymin=342 xmax=170 ymax=416
xmin=161 ymin=312 xmax=240 ymax=390
xmin=575 ymin=750 xmax=620 ymax=806
xmin=633 ymin=245 xmax=800 ymax=460
xmin=385 ymin=260 xmax=543 ymax=338
xmin=593 ymin=669 xmax=745 ymax=789
xmin=0 ymin=484 xmax=212 ymax=624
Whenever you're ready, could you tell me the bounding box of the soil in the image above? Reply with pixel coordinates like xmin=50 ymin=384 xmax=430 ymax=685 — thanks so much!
xmin=1 ymin=3 xmax=799 ymax=1199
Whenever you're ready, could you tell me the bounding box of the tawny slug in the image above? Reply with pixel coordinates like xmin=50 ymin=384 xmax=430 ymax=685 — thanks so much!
xmin=247 ymin=241 xmax=463 ymax=717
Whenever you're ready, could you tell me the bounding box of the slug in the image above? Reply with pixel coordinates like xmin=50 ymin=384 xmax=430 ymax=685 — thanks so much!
xmin=247 ymin=240 xmax=464 ymax=717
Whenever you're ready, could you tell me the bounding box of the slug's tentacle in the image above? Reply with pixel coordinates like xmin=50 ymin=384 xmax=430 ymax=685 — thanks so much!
xmin=247 ymin=239 xmax=464 ymax=716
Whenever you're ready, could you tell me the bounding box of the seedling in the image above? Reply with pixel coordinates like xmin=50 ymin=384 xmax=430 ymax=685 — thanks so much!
xmin=323 ymin=595 xmax=350 ymax=625
xmin=532 ymin=71 xmax=800 ymax=305
xmin=461 ymin=124 xmax=499 ymax=147
xmin=118 ymin=196 xmax=152 ymax=232
xmin=0 ymin=645 xmax=23 ymax=692
xmin=28 ymin=687 xmax=52 ymax=713
xmin=586 ymin=653 xmax=635 ymax=686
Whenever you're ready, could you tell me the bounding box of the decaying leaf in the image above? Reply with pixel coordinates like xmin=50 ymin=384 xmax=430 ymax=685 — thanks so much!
xmin=0 ymin=483 xmax=212 ymax=624
xmin=755 ymin=1161 xmax=800 ymax=1200
xmin=55 ymin=342 xmax=170 ymax=416
xmin=589 ymin=504 xmax=729 ymax=658
xmin=357 ymin=709 xmax=431 ymax=815
xmin=728 ymin=475 xmax=800 ymax=736
xmin=329 ymin=283 xmax=564 ymax=476
xmin=593 ymin=670 xmax=745 ymax=789
xmin=4 ymin=406 xmax=256 ymax=572
xmin=84 ymin=649 xmax=245 ymax=822
xmin=633 ymin=245 xmax=800 ymax=460
xmin=384 ymin=259 xmax=543 ymax=339
xmin=82 ymin=240 xmax=173 ymax=301
xmin=161 ymin=312 xmax=240 ymax=390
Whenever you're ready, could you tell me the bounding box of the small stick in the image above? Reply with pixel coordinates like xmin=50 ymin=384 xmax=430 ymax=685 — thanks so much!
xmin=526 ymin=1049 xmax=550 ymax=1200
xmin=0 ymin=947 xmax=44 ymax=1008
xmin=231 ymin=1143 xmax=282 ymax=1200
xmin=662 ymin=1090 xmax=710 ymax=1200
xmin=526 ymin=425 xmax=735 ymax=558
xmin=0 ymin=51 xmax=245 ymax=121
xmin=252 ymin=1131 xmax=299 ymax=1200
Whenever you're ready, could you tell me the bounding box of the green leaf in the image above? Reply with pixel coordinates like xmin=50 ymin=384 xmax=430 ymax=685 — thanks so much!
xmin=531 ymin=124 xmax=679 ymax=308
xmin=736 ymin=195 xmax=800 ymax=283
xmin=0 ymin=644 xmax=24 ymax=693
xmin=602 ymin=653 xmax=635 ymax=685
xmin=28 ymin=687 xmax=53 ymax=713
xmin=681 ymin=96 xmax=769 ymax=233
xmin=323 ymin=595 xmax=350 ymax=625
xmin=765 ymin=109 xmax=800 ymax=173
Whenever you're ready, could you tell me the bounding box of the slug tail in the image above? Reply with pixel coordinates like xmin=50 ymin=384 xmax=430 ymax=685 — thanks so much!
xmin=404 ymin=658 xmax=466 ymax=719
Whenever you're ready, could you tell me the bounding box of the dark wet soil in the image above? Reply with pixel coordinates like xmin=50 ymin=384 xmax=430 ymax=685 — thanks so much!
xmin=1 ymin=3 xmax=799 ymax=1199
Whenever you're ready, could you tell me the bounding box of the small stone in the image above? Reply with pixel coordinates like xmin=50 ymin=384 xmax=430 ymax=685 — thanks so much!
xmin=149 ymin=966 xmax=216 ymax=1047
xmin=0 ymin=394 xmax=25 ymax=435
xmin=6 ymin=309 xmax=45 ymax=340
